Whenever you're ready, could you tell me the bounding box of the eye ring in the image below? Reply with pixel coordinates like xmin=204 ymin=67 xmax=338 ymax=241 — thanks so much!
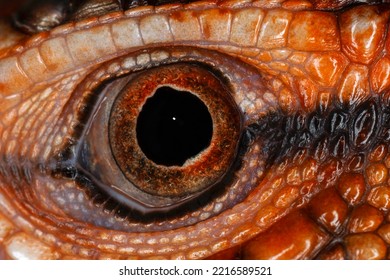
xmin=109 ymin=63 xmax=242 ymax=197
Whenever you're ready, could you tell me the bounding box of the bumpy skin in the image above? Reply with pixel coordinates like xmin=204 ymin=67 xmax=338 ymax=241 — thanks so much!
xmin=1 ymin=0 xmax=390 ymax=259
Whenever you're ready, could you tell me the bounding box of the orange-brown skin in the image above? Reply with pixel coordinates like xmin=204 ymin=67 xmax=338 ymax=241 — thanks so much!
xmin=0 ymin=0 xmax=390 ymax=259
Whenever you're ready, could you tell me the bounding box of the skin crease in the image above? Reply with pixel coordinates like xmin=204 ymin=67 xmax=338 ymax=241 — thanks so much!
xmin=0 ymin=0 xmax=390 ymax=260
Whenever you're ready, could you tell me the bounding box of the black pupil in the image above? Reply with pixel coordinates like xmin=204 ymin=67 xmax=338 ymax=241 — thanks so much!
xmin=136 ymin=86 xmax=213 ymax=166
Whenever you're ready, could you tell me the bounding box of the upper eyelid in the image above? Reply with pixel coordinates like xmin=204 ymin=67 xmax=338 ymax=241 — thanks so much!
xmin=0 ymin=1 xmax=344 ymax=96
xmin=0 ymin=2 xmax=388 ymax=123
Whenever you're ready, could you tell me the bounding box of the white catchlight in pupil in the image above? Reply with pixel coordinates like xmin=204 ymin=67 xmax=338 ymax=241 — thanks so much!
xmin=136 ymin=86 xmax=213 ymax=167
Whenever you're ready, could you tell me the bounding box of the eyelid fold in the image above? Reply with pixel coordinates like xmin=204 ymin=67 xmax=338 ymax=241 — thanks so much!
xmin=2 ymin=0 xmax=389 ymax=117
xmin=0 ymin=0 xmax=344 ymax=94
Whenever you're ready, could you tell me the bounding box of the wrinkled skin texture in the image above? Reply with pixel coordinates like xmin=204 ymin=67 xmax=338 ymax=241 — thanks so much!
xmin=1 ymin=0 xmax=390 ymax=259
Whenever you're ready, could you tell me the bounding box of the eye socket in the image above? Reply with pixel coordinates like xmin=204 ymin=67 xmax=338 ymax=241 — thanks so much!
xmin=70 ymin=49 xmax=246 ymax=215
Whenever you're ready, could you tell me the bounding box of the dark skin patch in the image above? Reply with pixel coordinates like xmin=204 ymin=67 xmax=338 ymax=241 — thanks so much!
xmin=256 ymin=95 xmax=385 ymax=169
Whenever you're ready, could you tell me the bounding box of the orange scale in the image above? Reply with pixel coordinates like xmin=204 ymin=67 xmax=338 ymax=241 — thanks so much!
xmin=377 ymin=224 xmax=390 ymax=245
xmin=366 ymin=163 xmax=389 ymax=187
xmin=336 ymin=172 xmax=366 ymax=206
xmin=368 ymin=185 xmax=390 ymax=211
xmin=306 ymin=187 xmax=348 ymax=234
xmin=344 ymin=233 xmax=387 ymax=260
xmin=242 ymin=210 xmax=329 ymax=259
xmin=348 ymin=204 xmax=384 ymax=233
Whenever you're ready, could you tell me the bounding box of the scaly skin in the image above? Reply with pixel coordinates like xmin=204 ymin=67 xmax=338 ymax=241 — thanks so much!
xmin=1 ymin=0 xmax=390 ymax=259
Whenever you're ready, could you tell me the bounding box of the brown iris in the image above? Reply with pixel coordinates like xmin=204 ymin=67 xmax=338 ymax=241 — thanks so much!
xmin=109 ymin=63 xmax=241 ymax=197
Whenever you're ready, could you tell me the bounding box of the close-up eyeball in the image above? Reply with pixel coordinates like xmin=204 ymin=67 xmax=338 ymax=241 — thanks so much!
xmin=0 ymin=0 xmax=390 ymax=261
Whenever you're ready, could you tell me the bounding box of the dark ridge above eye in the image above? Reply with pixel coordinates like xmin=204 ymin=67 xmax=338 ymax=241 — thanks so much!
xmin=136 ymin=86 xmax=213 ymax=167
xmin=11 ymin=0 xmax=78 ymax=34
xmin=10 ymin=0 xmax=198 ymax=34
xmin=10 ymin=0 xmax=390 ymax=34
xmin=310 ymin=0 xmax=385 ymax=10
xmin=71 ymin=0 xmax=198 ymax=20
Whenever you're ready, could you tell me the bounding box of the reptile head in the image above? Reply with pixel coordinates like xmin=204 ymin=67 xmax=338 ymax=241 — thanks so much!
xmin=0 ymin=0 xmax=389 ymax=259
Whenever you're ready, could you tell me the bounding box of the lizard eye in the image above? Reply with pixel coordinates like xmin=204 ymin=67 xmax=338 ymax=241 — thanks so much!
xmin=65 ymin=49 xmax=248 ymax=216
xmin=109 ymin=64 xmax=241 ymax=198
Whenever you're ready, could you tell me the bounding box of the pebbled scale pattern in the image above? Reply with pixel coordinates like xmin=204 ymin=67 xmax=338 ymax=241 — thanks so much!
xmin=1 ymin=0 xmax=390 ymax=259
xmin=235 ymin=95 xmax=390 ymax=259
